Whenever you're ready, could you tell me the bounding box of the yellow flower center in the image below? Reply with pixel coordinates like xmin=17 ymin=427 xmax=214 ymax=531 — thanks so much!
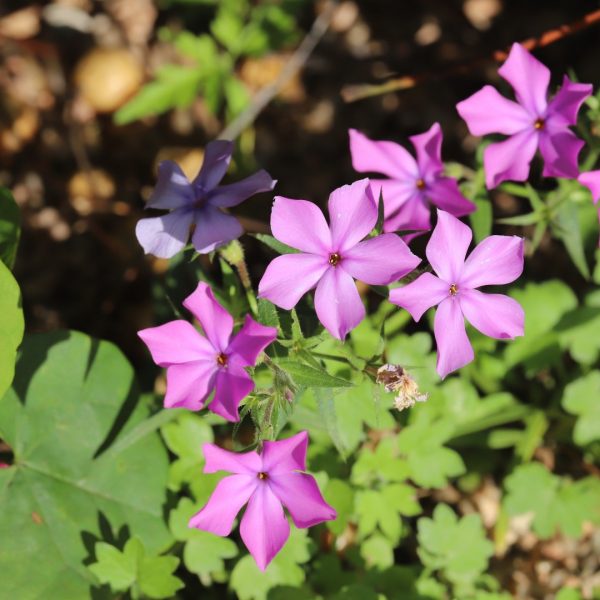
xmin=416 ymin=178 xmax=426 ymax=190
xmin=216 ymin=353 xmax=228 ymax=366
xmin=449 ymin=284 xmax=458 ymax=296
xmin=328 ymin=253 xmax=341 ymax=266
xmin=258 ymin=472 xmax=268 ymax=480
xmin=534 ymin=118 xmax=545 ymax=130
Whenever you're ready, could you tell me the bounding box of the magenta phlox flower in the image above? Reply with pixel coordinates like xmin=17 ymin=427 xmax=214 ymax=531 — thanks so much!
xmin=579 ymin=170 xmax=600 ymax=246
xmin=136 ymin=140 xmax=275 ymax=258
xmin=257 ymin=179 xmax=420 ymax=339
xmin=349 ymin=123 xmax=475 ymax=240
xmin=189 ymin=431 xmax=336 ymax=571
xmin=457 ymin=43 xmax=592 ymax=189
xmin=138 ymin=282 xmax=277 ymax=421
xmin=390 ymin=210 xmax=525 ymax=378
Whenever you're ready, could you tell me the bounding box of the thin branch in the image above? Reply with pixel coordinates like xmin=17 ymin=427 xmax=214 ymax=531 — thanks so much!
xmin=342 ymin=8 xmax=600 ymax=103
xmin=219 ymin=1 xmax=337 ymax=141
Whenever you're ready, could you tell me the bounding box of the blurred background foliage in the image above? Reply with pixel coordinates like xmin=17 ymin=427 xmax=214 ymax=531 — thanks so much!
xmin=1 ymin=0 xmax=600 ymax=599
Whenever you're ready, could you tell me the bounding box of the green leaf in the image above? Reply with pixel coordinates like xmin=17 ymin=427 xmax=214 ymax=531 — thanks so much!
xmin=0 ymin=260 xmax=24 ymax=400
xmin=252 ymin=233 xmax=300 ymax=255
xmin=0 ymin=187 xmax=20 ymax=268
xmin=351 ymin=437 xmax=410 ymax=486
xmin=323 ymin=479 xmax=354 ymax=536
xmin=562 ymin=371 xmax=600 ymax=445
xmin=360 ymin=534 xmax=394 ymax=569
xmin=469 ymin=194 xmax=492 ymax=242
xmin=552 ymin=199 xmax=590 ymax=279
xmin=276 ymin=359 xmax=353 ymax=388
xmin=0 ymin=332 xmax=172 ymax=599
xmin=417 ymin=504 xmax=493 ymax=587
xmin=89 ymin=538 xmax=183 ymax=599
xmin=229 ymin=528 xmax=312 ymax=600
xmin=257 ymin=298 xmax=280 ymax=329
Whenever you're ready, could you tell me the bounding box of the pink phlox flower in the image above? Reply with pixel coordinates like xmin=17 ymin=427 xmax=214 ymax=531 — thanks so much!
xmin=390 ymin=210 xmax=525 ymax=378
xmin=578 ymin=170 xmax=600 ymax=246
xmin=189 ymin=431 xmax=336 ymax=571
xmin=138 ymin=282 xmax=277 ymax=422
xmin=457 ymin=42 xmax=592 ymax=189
xmin=349 ymin=123 xmax=475 ymax=240
xmin=136 ymin=140 xmax=276 ymax=258
xmin=258 ymin=178 xmax=421 ymax=340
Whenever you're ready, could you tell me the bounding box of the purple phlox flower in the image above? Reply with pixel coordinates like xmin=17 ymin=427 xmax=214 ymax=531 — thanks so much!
xmin=349 ymin=123 xmax=475 ymax=241
xmin=390 ymin=210 xmax=525 ymax=379
xmin=257 ymin=179 xmax=421 ymax=340
xmin=189 ymin=431 xmax=336 ymax=571
xmin=136 ymin=140 xmax=276 ymax=258
xmin=138 ymin=282 xmax=277 ymax=422
xmin=457 ymin=42 xmax=592 ymax=189
xmin=579 ymin=170 xmax=600 ymax=246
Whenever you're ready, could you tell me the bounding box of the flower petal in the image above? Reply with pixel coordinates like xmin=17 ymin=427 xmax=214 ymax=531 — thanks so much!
xmin=192 ymin=139 xmax=233 ymax=192
xmin=227 ymin=316 xmax=277 ymax=367
xmin=146 ymin=161 xmax=194 ymax=209
xmin=138 ymin=320 xmax=215 ymax=366
xmin=268 ymin=473 xmax=336 ymax=528
xmin=538 ymin=128 xmax=584 ymax=179
xmin=341 ymin=233 xmax=420 ymax=285
xmin=208 ymin=170 xmax=276 ymax=208
xmin=384 ymin=193 xmax=432 ymax=240
xmin=546 ymin=75 xmax=592 ymax=127
xmin=426 ymin=210 xmax=472 ymax=283
xmin=164 ymin=362 xmax=217 ymax=410
xmin=579 ymin=170 xmax=600 ymax=204
xmin=483 ymin=129 xmax=539 ymax=189
xmin=328 ymin=179 xmax=378 ymax=252
xmin=349 ymin=129 xmax=419 ymax=180
xmin=460 ymin=235 xmax=524 ymax=288
xmin=426 ymin=177 xmax=476 ymax=217
xmin=210 ymin=366 xmax=254 ymax=422
xmin=389 ymin=273 xmax=449 ymax=321
xmin=202 ymin=442 xmax=262 ymax=474
xmin=270 ymin=197 xmax=331 ymax=254
xmin=460 ymin=289 xmax=524 ymax=339
xmin=498 ymin=43 xmax=550 ymax=116
xmin=135 ymin=210 xmax=193 ymax=259
xmin=191 ymin=207 xmax=243 ymax=254
xmin=434 ymin=297 xmax=474 ymax=379
xmin=456 ymin=85 xmax=532 ymax=136
xmin=258 ymin=253 xmax=328 ymax=310
xmin=314 ymin=266 xmax=365 ymax=340
xmin=240 ymin=482 xmax=290 ymax=571
xmin=189 ymin=474 xmax=257 ymax=535
xmin=369 ymin=179 xmax=420 ymax=225
xmin=410 ymin=122 xmax=443 ymax=177
xmin=183 ymin=282 xmax=234 ymax=352
xmin=262 ymin=431 xmax=308 ymax=474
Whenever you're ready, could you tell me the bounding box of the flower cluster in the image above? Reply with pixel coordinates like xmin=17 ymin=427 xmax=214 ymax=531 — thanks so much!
xmin=135 ymin=41 xmax=598 ymax=570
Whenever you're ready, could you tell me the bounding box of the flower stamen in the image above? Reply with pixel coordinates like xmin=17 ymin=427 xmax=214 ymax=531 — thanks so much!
xmin=534 ymin=118 xmax=545 ymax=130
xmin=328 ymin=253 xmax=341 ymax=266
xmin=416 ymin=178 xmax=426 ymax=190
xmin=216 ymin=353 xmax=228 ymax=367
xmin=258 ymin=472 xmax=268 ymax=480
xmin=449 ymin=284 xmax=458 ymax=296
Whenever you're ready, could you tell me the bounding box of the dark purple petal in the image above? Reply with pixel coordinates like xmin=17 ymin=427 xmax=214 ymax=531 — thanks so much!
xmin=314 ymin=266 xmax=365 ymax=340
xmin=546 ymin=76 xmax=593 ymax=127
xmin=426 ymin=177 xmax=476 ymax=217
xmin=183 ymin=282 xmax=234 ymax=352
xmin=270 ymin=197 xmax=331 ymax=254
xmin=389 ymin=273 xmax=449 ymax=322
xmin=456 ymin=85 xmax=531 ymax=136
xmin=426 ymin=210 xmax=472 ymax=284
xmin=208 ymin=170 xmax=276 ymax=208
xmin=341 ymin=234 xmax=420 ymax=285
xmin=164 ymin=362 xmax=217 ymax=410
xmin=189 ymin=474 xmax=257 ymax=535
xmin=191 ymin=207 xmax=244 ymax=254
xmin=202 ymin=442 xmax=262 ymax=474
xmin=349 ymin=128 xmax=419 ymax=180
xmin=460 ymin=289 xmax=524 ymax=339
xmin=210 ymin=366 xmax=254 ymax=422
xmin=240 ymin=482 xmax=290 ymax=571
xmin=328 ymin=179 xmax=377 ymax=252
xmin=483 ymin=129 xmax=539 ymax=188
xmin=227 ymin=315 xmax=277 ymax=367
xmin=434 ymin=297 xmax=474 ymax=379
xmin=192 ymin=140 xmax=233 ymax=192
xmin=147 ymin=161 xmax=194 ymax=209
xmin=135 ymin=210 xmax=193 ymax=259
xmin=258 ymin=253 xmax=329 ymax=310
xmin=262 ymin=431 xmax=308 ymax=474
xmin=498 ymin=43 xmax=550 ymax=116
xmin=460 ymin=235 xmax=524 ymax=288
xmin=538 ymin=128 xmax=584 ymax=179
xmin=138 ymin=320 xmax=216 ymax=366
xmin=410 ymin=122 xmax=443 ymax=177
xmin=268 ymin=473 xmax=336 ymax=528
